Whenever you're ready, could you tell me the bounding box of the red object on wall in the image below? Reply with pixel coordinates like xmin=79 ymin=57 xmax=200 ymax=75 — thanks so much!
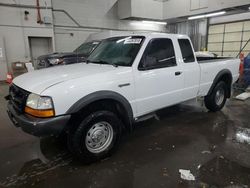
xmin=36 ymin=0 xmax=43 ymax=24
xmin=237 ymin=52 xmax=245 ymax=85
xmin=239 ymin=53 xmax=244 ymax=76
xmin=6 ymin=73 xmax=13 ymax=84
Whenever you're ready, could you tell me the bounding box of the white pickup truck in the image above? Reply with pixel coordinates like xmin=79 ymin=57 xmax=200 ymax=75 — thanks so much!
xmin=6 ymin=33 xmax=240 ymax=163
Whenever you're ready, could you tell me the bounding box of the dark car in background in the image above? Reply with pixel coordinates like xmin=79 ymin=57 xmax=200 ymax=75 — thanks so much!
xmin=36 ymin=41 xmax=100 ymax=69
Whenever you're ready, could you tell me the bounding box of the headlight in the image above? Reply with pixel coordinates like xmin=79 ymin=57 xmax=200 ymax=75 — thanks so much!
xmin=25 ymin=94 xmax=55 ymax=118
xmin=48 ymin=58 xmax=64 ymax=65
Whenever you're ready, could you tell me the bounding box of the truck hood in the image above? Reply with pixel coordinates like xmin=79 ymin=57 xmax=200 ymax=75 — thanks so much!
xmin=13 ymin=63 xmax=122 ymax=94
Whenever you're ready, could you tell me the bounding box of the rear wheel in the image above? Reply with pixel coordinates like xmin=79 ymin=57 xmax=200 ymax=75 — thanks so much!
xmin=67 ymin=110 xmax=122 ymax=163
xmin=205 ymin=81 xmax=227 ymax=112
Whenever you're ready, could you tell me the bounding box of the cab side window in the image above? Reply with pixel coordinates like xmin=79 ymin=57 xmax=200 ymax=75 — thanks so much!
xmin=139 ymin=38 xmax=176 ymax=70
xmin=178 ymin=39 xmax=195 ymax=63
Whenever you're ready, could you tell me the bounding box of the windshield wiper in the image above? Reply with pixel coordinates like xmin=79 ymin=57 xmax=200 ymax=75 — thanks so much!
xmin=86 ymin=59 xmax=118 ymax=67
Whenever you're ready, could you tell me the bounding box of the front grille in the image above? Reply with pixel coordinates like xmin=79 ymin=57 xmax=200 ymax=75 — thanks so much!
xmin=9 ymin=84 xmax=30 ymax=113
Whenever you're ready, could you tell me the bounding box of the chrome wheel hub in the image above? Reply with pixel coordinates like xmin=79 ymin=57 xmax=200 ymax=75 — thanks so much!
xmin=85 ymin=122 xmax=113 ymax=153
xmin=215 ymin=88 xmax=225 ymax=106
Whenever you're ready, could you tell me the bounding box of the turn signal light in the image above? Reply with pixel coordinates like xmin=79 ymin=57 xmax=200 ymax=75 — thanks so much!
xmin=25 ymin=106 xmax=55 ymax=118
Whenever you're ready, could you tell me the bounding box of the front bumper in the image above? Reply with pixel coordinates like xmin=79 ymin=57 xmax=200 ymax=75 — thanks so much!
xmin=7 ymin=102 xmax=71 ymax=137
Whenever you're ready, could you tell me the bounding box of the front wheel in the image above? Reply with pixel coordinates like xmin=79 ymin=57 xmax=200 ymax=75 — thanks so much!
xmin=67 ymin=110 xmax=122 ymax=163
xmin=205 ymin=81 xmax=227 ymax=112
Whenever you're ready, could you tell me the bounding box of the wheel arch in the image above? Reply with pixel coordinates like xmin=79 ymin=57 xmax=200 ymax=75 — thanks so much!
xmin=207 ymin=69 xmax=233 ymax=98
xmin=66 ymin=91 xmax=134 ymax=132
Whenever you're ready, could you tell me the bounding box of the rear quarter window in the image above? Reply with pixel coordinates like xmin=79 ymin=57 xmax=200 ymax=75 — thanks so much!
xmin=178 ymin=39 xmax=195 ymax=63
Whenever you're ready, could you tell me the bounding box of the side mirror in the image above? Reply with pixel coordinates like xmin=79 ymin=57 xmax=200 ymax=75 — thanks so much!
xmin=142 ymin=56 xmax=157 ymax=68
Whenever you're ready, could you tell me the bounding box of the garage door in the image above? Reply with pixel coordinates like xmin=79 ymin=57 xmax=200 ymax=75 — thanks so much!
xmin=207 ymin=20 xmax=250 ymax=57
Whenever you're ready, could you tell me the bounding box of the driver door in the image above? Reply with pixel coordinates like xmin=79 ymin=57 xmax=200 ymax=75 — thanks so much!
xmin=134 ymin=38 xmax=184 ymax=116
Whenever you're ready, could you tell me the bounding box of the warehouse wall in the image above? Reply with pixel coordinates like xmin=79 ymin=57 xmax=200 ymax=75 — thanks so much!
xmin=117 ymin=0 xmax=132 ymax=19
xmin=0 ymin=0 xmax=54 ymax=65
xmin=118 ymin=0 xmax=163 ymax=20
xmin=0 ymin=0 xmax=167 ymax=68
xmin=131 ymin=0 xmax=163 ymax=20
xmin=117 ymin=0 xmax=250 ymax=20
xmin=163 ymin=0 xmax=250 ymax=19
xmin=1 ymin=0 xmax=248 ymax=71
xmin=167 ymin=19 xmax=207 ymax=51
xmin=52 ymin=0 xmax=166 ymax=52
xmin=54 ymin=28 xmax=100 ymax=53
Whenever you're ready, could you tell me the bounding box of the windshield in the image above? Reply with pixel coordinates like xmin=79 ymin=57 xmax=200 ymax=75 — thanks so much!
xmin=87 ymin=36 xmax=145 ymax=67
xmin=74 ymin=41 xmax=100 ymax=55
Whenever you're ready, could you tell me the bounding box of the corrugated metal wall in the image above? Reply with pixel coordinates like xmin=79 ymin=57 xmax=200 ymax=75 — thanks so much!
xmin=167 ymin=19 xmax=208 ymax=51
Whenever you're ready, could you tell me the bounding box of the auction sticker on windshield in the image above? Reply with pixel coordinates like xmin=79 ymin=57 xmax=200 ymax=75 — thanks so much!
xmin=124 ymin=38 xmax=142 ymax=44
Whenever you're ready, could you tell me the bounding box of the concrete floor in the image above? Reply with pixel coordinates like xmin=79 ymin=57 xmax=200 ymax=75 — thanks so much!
xmin=1 ymin=82 xmax=250 ymax=188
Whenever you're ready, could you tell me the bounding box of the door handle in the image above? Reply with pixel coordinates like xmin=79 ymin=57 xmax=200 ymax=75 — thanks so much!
xmin=175 ymin=71 xmax=182 ymax=76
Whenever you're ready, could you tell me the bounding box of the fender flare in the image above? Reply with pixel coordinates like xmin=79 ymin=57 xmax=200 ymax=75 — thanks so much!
xmin=207 ymin=69 xmax=233 ymax=97
xmin=66 ymin=90 xmax=134 ymax=130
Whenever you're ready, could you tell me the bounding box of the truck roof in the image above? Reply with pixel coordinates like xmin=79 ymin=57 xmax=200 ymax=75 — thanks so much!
xmin=107 ymin=32 xmax=190 ymax=40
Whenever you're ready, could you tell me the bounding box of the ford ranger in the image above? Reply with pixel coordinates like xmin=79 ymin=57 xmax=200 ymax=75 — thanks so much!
xmin=6 ymin=33 xmax=240 ymax=163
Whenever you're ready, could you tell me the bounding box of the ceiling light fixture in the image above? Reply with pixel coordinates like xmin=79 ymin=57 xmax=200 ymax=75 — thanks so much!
xmin=142 ymin=20 xmax=167 ymax=25
xmin=188 ymin=11 xmax=226 ymax=20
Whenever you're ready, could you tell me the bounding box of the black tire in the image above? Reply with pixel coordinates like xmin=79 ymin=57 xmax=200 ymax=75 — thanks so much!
xmin=67 ymin=110 xmax=122 ymax=163
xmin=205 ymin=81 xmax=227 ymax=112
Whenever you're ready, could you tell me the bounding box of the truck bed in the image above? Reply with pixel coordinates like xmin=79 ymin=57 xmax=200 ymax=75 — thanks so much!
xmin=198 ymin=57 xmax=240 ymax=97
